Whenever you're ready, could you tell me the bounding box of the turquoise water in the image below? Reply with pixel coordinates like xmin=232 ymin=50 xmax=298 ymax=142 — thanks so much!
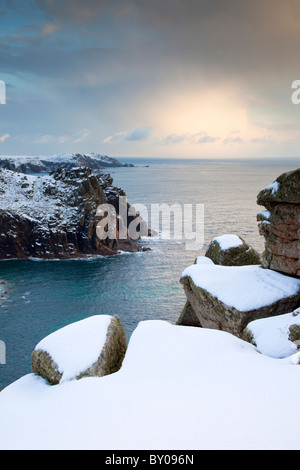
xmin=0 ymin=157 xmax=299 ymax=388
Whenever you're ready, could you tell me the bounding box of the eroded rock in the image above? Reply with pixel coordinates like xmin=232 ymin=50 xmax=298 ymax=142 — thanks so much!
xmin=257 ymin=168 xmax=300 ymax=277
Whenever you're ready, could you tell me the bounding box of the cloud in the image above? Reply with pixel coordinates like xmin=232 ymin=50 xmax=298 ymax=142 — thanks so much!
xmin=0 ymin=133 xmax=10 ymax=143
xmin=125 ymin=127 xmax=152 ymax=141
xmin=197 ymin=135 xmax=219 ymax=144
xmin=103 ymin=127 xmax=152 ymax=144
xmin=33 ymin=134 xmax=54 ymax=144
xmin=73 ymin=129 xmax=90 ymax=144
xmin=40 ymin=22 xmax=62 ymax=36
xmin=222 ymin=136 xmax=244 ymax=145
xmin=32 ymin=130 xmax=90 ymax=145
xmin=160 ymin=132 xmax=219 ymax=145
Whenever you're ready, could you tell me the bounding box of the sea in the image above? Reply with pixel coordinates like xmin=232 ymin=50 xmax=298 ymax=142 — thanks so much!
xmin=0 ymin=156 xmax=299 ymax=389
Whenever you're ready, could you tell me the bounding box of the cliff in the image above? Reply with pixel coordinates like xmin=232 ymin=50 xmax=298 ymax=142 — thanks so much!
xmin=0 ymin=153 xmax=133 ymax=174
xmin=0 ymin=167 xmax=148 ymax=259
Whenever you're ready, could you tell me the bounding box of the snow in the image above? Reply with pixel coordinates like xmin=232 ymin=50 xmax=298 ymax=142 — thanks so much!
xmin=1 ymin=319 xmax=300 ymax=450
xmin=34 ymin=315 xmax=113 ymax=382
xmin=264 ymin=180 xmax=280 ymax=195
xmin=246 ymin=308 xmax=300 ymax=358
xmin=0 ymin=153 xmax=118 ymax=167
xmin=212 ymin=234 xmax=243 ymax=250
xmin=195 ymin=256 xmax=215 ymax=265
xmin=181 ymin=264 xmax=300 ymax=311
xmin=0 ymin=168 xmax=79 ymax=229
xmin=258 ymin=210 xmax=271 ymax=220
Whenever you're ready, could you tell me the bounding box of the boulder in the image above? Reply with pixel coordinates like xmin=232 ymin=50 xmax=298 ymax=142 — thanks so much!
xmin=205 ymin=234 xmax=261 ymax=266
xmin=31 ymin=315 xmax=127 ymax=385
xmin=257 ymin=168 xmax=300 ymax=277
xmin=242 ymin=307 xmax=300 ymax=358
xmin=179 ymin=263 xmax=300 ymax=337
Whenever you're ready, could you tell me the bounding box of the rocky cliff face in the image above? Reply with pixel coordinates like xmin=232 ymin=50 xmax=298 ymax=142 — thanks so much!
xmin=257 ymin=168 xmax=300 ymax=277
xmin=0 ymin=167 xmax=148 ymax=259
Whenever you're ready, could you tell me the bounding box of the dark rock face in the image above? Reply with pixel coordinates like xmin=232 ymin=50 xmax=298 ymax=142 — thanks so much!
xmin=257 ymin=168 xmax=300 ymax=277
xmin=0 ymin=167 xmax=149 ymax=259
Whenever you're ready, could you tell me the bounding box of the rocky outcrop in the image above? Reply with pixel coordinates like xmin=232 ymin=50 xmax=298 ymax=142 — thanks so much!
xmin=205 ymin=234 xmax=261 ymax=266
xmin=0 ymin=153 xmax=130 ymax=174
xmin=257 ymin=168 xmax=300 ymax=277
xmin=179 ymin=263 xmax=300 ymax=337
xmin=0 ymin=167 xmax=150 ymax=259
xmin=32 ymin=315 xmax=127 ymax=385
xmin=178 ymin=168 xmax=300 ymax=338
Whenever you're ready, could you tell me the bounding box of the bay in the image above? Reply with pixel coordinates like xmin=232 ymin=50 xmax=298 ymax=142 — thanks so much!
xmin=0 ymin=156 xmax=299 ymax=389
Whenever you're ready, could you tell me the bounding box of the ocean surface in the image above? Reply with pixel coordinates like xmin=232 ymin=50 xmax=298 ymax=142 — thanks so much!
xmin=0 ymin=156 xmax=299 ymax=389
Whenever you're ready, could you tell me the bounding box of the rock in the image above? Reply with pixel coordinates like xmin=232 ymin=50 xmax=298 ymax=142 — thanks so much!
xmin=180 ymin=264 xmax=300 ymax=338
xmin=289 ymin=324 xmax=300 ymax=346
xmin=257 ymin=168 xmax=300 ymax=277
xmin=0 ymin=167 xmax=150 ymax=259
xmin=242 ymin=307 xmax=300 ymax=358
xmin=31 ymin=315 xmax=127 ymax=385
xmin=205 ymin=234 xmax=261 ymax=266
xmin=177 ymin=301 xmax=202 ymax=327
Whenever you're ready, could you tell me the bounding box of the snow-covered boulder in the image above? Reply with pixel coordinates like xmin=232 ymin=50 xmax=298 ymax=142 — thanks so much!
xmin=242 ymin=308 xmax=300 ymax=358
xmin=180 ymin=263 xmax=300 ymax=337
xmin=205 ymin=234 xmax=261 ymax=266
xmin=31 ymin=315 xmax=127 ymax=384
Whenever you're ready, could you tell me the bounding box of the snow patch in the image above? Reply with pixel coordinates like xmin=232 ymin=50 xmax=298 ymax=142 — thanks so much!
xmin=264 ymin=180 xmax=280 ymax=195
xmin=212 ymin=234 xmax=243 ymax=251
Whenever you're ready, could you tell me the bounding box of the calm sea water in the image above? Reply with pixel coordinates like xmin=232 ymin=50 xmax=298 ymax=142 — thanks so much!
xmin=0 ymin=157 xmax=299 ymax=388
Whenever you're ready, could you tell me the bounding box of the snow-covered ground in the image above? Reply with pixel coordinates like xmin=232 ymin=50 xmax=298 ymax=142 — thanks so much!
xmin=0 ymin=319 xmax=300 ymax=450
xmin=0 ymin=169 xmax=79 ymax=235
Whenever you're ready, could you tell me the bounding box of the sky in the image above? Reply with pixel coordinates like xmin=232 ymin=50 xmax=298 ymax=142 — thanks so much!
xmin=1 ymin=0 xmax=300 ymax=159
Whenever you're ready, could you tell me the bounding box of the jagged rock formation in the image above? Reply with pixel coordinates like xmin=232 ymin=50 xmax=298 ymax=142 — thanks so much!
xmin=31 ymin=315 xmax=127 ymax=385
xmin=257 ymin=168 xmax=300 ymax=277
xmin=205 ymin=234 xmax=261 ymax=266
xmin=0 ymin=167 xmax=149 ymax=259
xmin=0 ymin=153 xmax=133 ymax=174
xmin=178 ymin=167 xmax=300 ymax=338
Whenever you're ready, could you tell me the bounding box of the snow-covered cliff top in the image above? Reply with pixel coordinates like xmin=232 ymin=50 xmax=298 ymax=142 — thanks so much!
xmin=0 ymin=153 xmax=124 ymax=173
